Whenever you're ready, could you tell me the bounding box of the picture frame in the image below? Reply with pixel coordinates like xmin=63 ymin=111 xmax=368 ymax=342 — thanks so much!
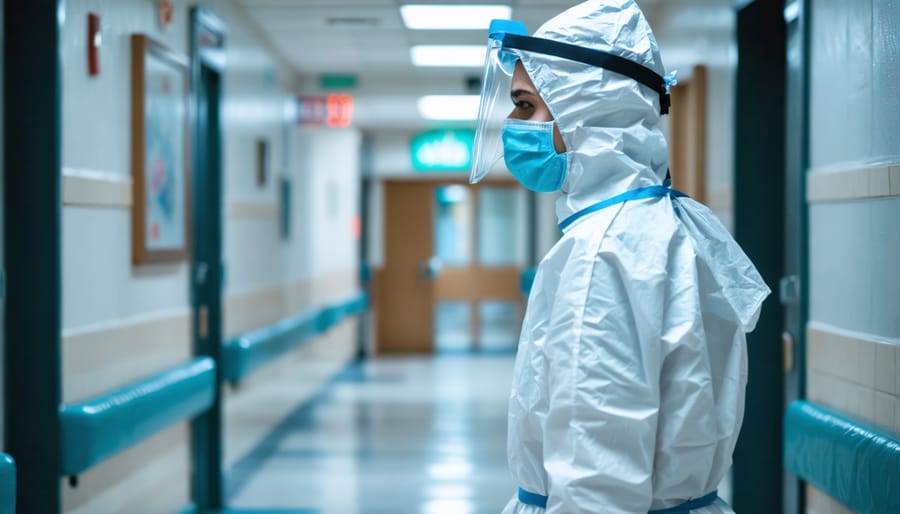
xmin=130 ymin=34 xmax=191 ymax=264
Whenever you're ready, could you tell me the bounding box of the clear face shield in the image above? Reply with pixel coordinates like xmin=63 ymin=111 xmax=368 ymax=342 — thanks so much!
xmin=470 ymin=19 xmax=674 ymax=185
xmin=469 ymin=20 xmax=528 ymax=184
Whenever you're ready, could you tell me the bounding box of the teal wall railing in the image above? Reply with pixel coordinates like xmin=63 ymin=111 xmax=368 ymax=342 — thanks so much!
xmin=18 ymin=288 xmax=369 ymax=508
xmin=59 ymin=358 xmax=216 ymax=478
xmin=784 ymin=400 xmax=900 ymax=514
xmin=223 ymin=291 xmax=368 ymax=385
xmin=0 ymin=453 xmax=15 ymax=514
xmin=520 ymin=267 xmax=537 ymax=297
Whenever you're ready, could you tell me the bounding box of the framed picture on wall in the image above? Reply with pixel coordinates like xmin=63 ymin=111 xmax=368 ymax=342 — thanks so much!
xmin=130 ymin=34 xmax=191 ymax=264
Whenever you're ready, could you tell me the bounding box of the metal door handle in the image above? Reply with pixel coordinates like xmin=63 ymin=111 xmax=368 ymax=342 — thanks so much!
xmin=779 ymin=275 xmax=800 ymax=305
xmin=417 ymin=256 xmax=443 ymax=281
xmin=195 ymin=262 xmax=209 ymax=286
xmin=782 ymin=331 xmax=794 ymax=373
xmin=199 ymin=305 xmax=209 ymax=339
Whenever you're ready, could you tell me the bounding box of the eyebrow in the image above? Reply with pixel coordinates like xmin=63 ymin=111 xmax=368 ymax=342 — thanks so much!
xmin=510 ymin=88 xmax=536 ymax=99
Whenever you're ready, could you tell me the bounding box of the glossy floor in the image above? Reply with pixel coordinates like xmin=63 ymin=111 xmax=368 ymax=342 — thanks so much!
xmin=227 ymin=354 xmax=517 ymax=514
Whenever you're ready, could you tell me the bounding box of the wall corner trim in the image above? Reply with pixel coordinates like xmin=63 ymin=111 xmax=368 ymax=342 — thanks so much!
xmin=62 ymin=168 xmax=132 ymax=208
xmin=807 ymin=162 xmax=899 ymax=203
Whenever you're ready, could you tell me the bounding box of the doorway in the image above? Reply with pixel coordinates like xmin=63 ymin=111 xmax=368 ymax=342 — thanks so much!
xmin=189 ymin=7 xmax=226 ymax=511
xmin=377 ymin=180 xmax=528 ymax=354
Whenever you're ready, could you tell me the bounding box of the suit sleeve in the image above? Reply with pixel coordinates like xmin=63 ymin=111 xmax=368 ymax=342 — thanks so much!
xmin=543 ymin=252 xmax=662 ymax=514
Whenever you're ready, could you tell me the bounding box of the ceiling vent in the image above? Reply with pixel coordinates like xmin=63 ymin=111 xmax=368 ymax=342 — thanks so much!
xmin=326 ymin=17 xmax=380 ymax=27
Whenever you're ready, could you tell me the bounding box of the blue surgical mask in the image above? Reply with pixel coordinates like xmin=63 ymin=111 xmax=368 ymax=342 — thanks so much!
xmin=502 ymin=119 xmax=568 ymax=193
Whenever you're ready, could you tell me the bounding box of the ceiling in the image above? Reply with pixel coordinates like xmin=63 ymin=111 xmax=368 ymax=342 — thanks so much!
xmin=235 ymin=0 xmax=721 ymax=131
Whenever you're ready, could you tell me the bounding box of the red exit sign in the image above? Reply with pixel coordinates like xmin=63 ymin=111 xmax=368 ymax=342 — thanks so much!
xmin=297 ymin=94 xmax=354 ymax=128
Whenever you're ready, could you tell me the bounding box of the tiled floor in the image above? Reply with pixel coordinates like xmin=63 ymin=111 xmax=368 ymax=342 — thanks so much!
xmin=227 ymin=354 xmax=517 ymax=514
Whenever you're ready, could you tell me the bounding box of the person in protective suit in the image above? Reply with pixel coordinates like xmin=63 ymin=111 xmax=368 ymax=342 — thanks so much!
xmin=468 ymin=1 xmax=771 ymax=513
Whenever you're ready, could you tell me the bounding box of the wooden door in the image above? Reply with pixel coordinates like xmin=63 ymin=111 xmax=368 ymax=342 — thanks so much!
xmin=377 ymin=180 xmax=524 ymax=354
xmin=378 ymin=182 xmax=436 ymax=353
xmin=669 ymin=64 xmax=708 ymax=203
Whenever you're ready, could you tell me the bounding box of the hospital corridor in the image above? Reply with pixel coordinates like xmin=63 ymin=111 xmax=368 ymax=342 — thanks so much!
xmin=1 ymin=0 xmax=898 ymax=513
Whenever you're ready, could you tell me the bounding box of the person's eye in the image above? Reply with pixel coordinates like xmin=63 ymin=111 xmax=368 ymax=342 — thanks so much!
xmin=514 ymin=100 xmax=534 ymax=111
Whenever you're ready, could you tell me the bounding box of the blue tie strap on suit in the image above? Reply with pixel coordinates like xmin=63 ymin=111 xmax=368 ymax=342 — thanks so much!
xmin=649 ymin=491 xmax=719 ymax=513
xmin=517 ymin=488 xmax=548 ymax=509
xmin=517 ymin=488 xmax=718 ymax=513
xmin=558 ymin=183 xmax=688 ymax=231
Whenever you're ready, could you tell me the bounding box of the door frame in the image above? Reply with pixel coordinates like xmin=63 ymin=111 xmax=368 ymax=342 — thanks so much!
xmin=3 ymin=1 xmax=63 ymax=512
xmin=732 ymin=1 xmax=787 ymax=512
xmin=782 ymin=0 xmax=811 ymax=512
xmin=189 ymin=7 xmax=226 ymax=511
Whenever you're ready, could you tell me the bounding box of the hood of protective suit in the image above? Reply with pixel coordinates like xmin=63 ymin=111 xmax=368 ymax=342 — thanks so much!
xmin=511 ymin=0 xmax=768 ymax=332
xmin=516 ymin=0 xmax=669 ymax=223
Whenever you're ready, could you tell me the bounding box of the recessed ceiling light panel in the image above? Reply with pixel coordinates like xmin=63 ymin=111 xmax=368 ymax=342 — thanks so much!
xmin=400 ymin=4 xmax=511 ymax=30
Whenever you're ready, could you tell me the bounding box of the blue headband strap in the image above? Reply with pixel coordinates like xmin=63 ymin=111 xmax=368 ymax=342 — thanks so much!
xmin=501 ymin=33 xmax=670 ymax=115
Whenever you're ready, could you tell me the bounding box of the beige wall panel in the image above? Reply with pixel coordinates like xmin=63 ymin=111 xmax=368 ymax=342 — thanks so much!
xmin=308 ymin=269 xmax=359 ymax=307
xmin=806 ymin=483 xmax=856 ymax=514
xmin=225 ymin=286 xmax=286 ymax=339
xmin=62 ymin=169 xmax=132 ymax=208
xmin=807 ymin=164 xmax=898 ymax=203
xmin=806 ymin=321 xmax=900 ymax=432
xmin=283 ymin=280 xmax=315 ymax=316
xmin=63 ymin=423 xmax=189 ymax=514
xmin=224 ymin=270 xmax=358 ymax=338
xmin=63 ymin=310 xmax=191 ymax=402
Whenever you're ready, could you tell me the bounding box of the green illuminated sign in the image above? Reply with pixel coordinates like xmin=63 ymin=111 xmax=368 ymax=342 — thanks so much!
xmin=320 ymin=75 xmax=357 ymax=89
xmin=410 ymin=129 xmax=475 ymax=172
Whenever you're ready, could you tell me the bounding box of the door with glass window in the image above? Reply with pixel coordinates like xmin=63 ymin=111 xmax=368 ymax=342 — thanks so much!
xmin=379 ymin=180 xmax=527 ymax=354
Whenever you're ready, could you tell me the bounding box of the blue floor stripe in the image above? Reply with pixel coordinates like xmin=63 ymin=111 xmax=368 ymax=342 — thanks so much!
xmin=182 ymin=506 xmax=319 ymax=514
xmin=225 ymin=361 xmax=362 ymax=502
xmin=204 ymin=509 xmax=319 ymax=514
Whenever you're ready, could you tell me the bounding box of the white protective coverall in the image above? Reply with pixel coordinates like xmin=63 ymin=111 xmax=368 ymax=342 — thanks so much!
xmin=501 ymin=2 xmax=771 ymax=513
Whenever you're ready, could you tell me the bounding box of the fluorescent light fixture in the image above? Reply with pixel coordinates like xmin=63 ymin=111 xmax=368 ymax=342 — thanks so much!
xmin=411 ymin=45 xmax=485 ymax=67
xmin=418 ymin=95 xmax=480 ymax=120
xmin=400 ymin=4 xmax=511 ymax=30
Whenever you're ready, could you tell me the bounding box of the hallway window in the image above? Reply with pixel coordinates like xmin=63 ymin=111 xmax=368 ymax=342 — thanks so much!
xmin=477 ymin=187 xmax=527 ymax=267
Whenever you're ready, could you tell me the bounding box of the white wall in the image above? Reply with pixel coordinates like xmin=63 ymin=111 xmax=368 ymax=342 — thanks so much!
xmin=299 ymin=129 xmax=361 ymax=280
xmin=808 ymin=0 xmax=900 ymax=357
xmin=60 ymin=3 xmax=187 ymax=330
xmin=806 ymin=0 xmax=900 ymax=511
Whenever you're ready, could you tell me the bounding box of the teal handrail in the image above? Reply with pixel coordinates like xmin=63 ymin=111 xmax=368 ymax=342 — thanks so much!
xmin=59 ymin=357 xmax=216 ymax=477
xmin=0 ymin=453 xmax=15 ymax=514
xmin=520 ymin=267 xmax=537 ymax=296
xmin=223 ymin=291 xmax=369 ymax=385
xmin=223 ymin=308 xmax=320 ymax=384
xmin=784 ymin=400 xmax=900 ymax=514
